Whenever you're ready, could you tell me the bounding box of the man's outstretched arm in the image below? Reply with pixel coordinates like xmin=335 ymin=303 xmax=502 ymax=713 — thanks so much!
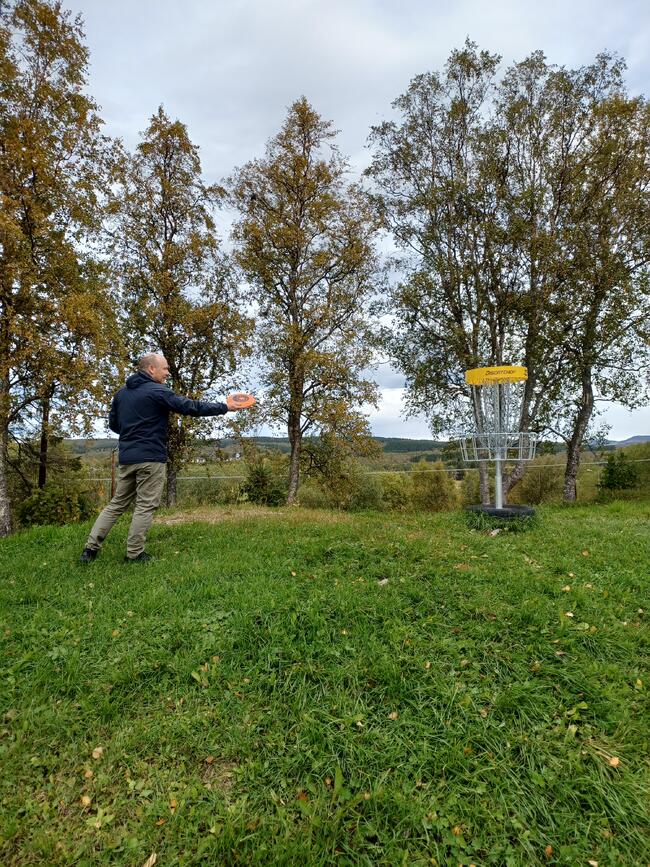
xmin=153 ymin=387 xmax=229 ymax=418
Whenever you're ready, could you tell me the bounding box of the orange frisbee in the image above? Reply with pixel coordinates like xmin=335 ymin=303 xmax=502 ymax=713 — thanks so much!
xmin=226 ymin=392 xmax=256 ymax=411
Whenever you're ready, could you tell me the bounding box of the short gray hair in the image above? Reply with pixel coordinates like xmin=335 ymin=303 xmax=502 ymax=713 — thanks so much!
xmin=138 ymin=352 xmax=165 ymax=372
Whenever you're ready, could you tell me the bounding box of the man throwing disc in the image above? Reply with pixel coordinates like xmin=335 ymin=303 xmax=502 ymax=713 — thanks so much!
xmin=80 ymin=353 xmax=255 ymax=563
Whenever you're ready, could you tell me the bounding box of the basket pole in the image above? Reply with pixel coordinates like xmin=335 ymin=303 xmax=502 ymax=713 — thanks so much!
xmin=493 ymin=383 xmax=504 ymax=509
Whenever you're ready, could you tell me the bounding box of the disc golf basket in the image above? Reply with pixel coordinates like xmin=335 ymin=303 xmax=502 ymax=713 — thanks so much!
xmin=458 ymin=365 xmax=537 ymax=518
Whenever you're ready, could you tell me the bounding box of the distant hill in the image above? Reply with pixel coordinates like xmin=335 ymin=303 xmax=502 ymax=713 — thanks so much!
xmin=67 ymin=433 xmax=647 ymax=457
xmin=373 ymin=437 xmax=446 ymax=453
xmin=215 ymin=436 xmax=448 ymax=453
xmin=67 ymin=438 xmax=117 ymax=454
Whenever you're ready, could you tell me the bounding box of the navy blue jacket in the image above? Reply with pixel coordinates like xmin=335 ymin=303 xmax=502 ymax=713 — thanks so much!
xmin=108 ymin=371 xmax=228 ymax=464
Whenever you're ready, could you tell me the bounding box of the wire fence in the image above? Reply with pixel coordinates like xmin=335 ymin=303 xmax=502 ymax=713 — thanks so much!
xmin=12 ymin=437 xmax=650 ymax=505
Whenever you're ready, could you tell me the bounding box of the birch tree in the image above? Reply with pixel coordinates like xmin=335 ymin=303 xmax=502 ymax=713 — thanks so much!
xmin=110 ymin=107 xmax=252 ymax=505
xmin=0 ymin=0 xmax=117 ymax=534
xmin=229 ymin=97 xmax=380 ymax=503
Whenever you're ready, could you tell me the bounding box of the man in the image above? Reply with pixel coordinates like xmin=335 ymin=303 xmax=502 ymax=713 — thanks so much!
xmin=80 ymin=353 xmax=247 ymax=563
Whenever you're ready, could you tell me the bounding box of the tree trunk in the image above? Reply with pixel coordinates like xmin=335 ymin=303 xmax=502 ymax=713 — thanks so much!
xmin=166 ymin=417 xmax=186 ymax=507
xmin=287 ymin=411 xmax=302 ymax=504
xmin=504 ymin=460 xmax=526 ymax=497
xmin=38 ymin=396 xmax=50 ymax=488
xmin=563 ymin=369 xmax=594 ymax=502
xmin=0 ymin=371 xmax=11 ymax=535
xmin=0 ymin=423 xmax=11 ymax=537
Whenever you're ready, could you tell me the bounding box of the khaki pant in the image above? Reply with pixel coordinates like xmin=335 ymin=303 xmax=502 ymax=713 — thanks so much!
xmin=86 ymin=462 xmax=166 ymax=558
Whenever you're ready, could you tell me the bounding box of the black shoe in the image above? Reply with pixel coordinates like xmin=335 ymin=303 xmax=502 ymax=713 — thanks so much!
xmin=124 ymin=552 xmax=153 ymax=563
xmin=80 ymin=547 xmax=98 ymax=564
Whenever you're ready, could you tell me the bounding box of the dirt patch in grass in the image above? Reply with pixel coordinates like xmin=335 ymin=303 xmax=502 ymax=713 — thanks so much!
xmin=155 ymin=506 xmax=354 ymax=527
xmin=202 ymin=757 xmax=238 ymax=794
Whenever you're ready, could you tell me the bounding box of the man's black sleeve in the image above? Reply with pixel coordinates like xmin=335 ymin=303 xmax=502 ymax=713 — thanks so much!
xmin=108 ymin=395 xmax=120 ymax=434
xmin=152 ymin=387 xmax=228 ymax=418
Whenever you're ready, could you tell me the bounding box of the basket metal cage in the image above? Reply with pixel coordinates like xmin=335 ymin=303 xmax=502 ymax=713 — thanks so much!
xmin=458 ymin=430 xmax=538 ymax=462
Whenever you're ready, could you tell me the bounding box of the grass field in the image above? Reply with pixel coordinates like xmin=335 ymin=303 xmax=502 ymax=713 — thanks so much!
xmin=0 ymin=501 xmax=648 ymax=865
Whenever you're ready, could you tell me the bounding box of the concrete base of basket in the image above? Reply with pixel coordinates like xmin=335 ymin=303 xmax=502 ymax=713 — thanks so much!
xmin=466 ymin=504 xmax=536 ymax=519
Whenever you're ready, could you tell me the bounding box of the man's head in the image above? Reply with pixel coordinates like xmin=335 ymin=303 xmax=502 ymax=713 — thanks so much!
xmin=138 ymin=353 xmax=169 ymax=384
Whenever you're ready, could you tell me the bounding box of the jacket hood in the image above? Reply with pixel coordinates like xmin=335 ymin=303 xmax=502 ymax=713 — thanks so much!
xmin=126 ymin=371 xmax=157 ymax=390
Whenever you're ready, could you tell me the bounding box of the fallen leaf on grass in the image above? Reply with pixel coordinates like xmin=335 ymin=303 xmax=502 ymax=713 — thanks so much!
xmin=91 ymin=746 xmax=103 ymax=760
xmin=564 ymin=612 xmax=574 ymax=618
xmin=424 ymin=661 xmax=431 ymax=669
xmin=80 ymin=795 xmax=91 ymax=807
xmin=452 ymin=825 xmax=463 ymax=836
xmin=84 ymin=769 xmax=93 ymax=779
xmin=296 ymin=790 xmax=309 ymax=802
xmin=635 ymin=679 xmax=643 ymax=690
xmin=169 ymin=798 xmax=177 ymax=812
xmin=587 ymin=861 xmax=598 ymax=866
xmin=480 ymin=707 xmax=489 ymax=718
xmin=454 ymin=563 xmax=470 ymax=571
xmin=582 ymin=549 xmax=590 ymax=557
xmin=154 ymin=818 xmax=166 ymax=827
xmin=562 ymin=585 xmax=571 ymax=592
xmin=544 ymin=844 xmax=553 ymax=858
xmin=388 ymin=711 xmax=399 ymax=720
xmin=290 ymin=571 xmax=297 ymax=577
xmin=142 ymin=854 xmax=157 ymax=867
xmin=377 ymin=578 xmax=389 ymax=587
xmin=204 ymin=756 xmax=215 ymax=764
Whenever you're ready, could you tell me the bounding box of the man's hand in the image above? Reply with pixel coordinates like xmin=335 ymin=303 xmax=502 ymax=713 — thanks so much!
xmin=226 ymin=393 xmax=256 ymax=411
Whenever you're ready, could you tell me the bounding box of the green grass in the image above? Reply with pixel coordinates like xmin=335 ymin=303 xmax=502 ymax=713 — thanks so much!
xmin=0 ymin=501 xmax=649 ymax=866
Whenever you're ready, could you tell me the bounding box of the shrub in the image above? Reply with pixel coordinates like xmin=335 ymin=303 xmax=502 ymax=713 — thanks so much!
xmin=379 ymin=472 xmax=412 ymax=511
xmin=410 ymin=460 xmax=459 ymax=511
xmin=459 ymin=469 xmax=496 ymax=506
xmin=18 ymin=484 xmax=94 ymax=527
xmin=509 ymin=455 xmax=564 ymax=505
xmin=349 ymin=473 xmax=382 ymax=511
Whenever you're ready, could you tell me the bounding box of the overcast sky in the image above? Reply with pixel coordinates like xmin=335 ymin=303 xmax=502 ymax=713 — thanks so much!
xmin=72 ymin=0 xmax=650 ymax=440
